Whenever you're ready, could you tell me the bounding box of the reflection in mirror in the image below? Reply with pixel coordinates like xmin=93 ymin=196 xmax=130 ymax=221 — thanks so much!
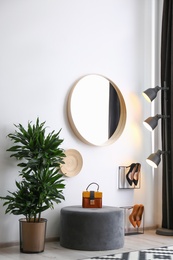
xmin=67 ymin=74 xmax=126 ymax=146
xmin=109 ymin=82 xmax=120 ymax=138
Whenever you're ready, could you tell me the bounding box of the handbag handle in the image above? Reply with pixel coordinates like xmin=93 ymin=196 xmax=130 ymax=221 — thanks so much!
xmin=86 ymin=182 xmax=99 ymax=191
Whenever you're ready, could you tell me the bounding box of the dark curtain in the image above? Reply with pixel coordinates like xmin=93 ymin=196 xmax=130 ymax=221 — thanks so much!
xmin=161 ymin=0 xmax=173 ymax=229
xmin=108 ymin=83 xmax=120 ymax=138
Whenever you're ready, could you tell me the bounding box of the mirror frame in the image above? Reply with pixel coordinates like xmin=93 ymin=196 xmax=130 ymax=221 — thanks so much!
xmin=67 ymin=74 xmax=127 ymax=146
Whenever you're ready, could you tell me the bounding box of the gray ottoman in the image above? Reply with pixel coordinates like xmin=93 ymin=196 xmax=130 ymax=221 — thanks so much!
xmin=60 ymin=206 xmax=124 ymax=251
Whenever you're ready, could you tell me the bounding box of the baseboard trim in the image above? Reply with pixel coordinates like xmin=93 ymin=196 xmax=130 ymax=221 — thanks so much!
xmin=145 ymin=226 xmax=158 ymax=230
xmin=0 ymin=237 xmax=60 ymax=249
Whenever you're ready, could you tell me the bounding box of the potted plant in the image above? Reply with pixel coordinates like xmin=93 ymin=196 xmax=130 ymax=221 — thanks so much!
xmin=0 ymin=118 xmax=66 ymax=253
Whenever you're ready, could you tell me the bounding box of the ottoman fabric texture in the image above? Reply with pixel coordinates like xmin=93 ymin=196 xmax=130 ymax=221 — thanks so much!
xmin=60 ymin=206 xmax=124 ymax=251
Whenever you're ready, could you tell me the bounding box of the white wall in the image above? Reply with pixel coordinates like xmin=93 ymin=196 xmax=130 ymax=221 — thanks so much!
xmin=0 ymin=0 xmax=163 ymax=243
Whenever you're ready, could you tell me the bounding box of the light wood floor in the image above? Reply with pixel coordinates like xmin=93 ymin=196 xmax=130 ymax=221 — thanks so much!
xmin=0 ymin=229 xmax=173 ymax=259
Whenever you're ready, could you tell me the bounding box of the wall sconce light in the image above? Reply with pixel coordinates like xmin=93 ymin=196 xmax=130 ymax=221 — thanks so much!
xmin=143 ymin=114 xmax=169 ymax=131
xmin=142 ymin=86 xmax=161 ymax=102
xmin=146 ymin=149 xmax=166 ymax=168
xmin=142 ymin=86 xmax=168 ymax=102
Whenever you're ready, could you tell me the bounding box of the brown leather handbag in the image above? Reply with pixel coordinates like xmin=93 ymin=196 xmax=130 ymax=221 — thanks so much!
xmin=82 ymin=182 xmax=102 ymax=208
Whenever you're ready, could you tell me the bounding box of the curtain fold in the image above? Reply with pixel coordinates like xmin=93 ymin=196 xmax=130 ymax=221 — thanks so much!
xmin=161 ymin=0 xmax=173 ymax=229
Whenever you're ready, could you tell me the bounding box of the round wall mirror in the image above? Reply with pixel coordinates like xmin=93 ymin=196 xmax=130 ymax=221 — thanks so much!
xmin=67 ymin=74 xmax=126 ymax=146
